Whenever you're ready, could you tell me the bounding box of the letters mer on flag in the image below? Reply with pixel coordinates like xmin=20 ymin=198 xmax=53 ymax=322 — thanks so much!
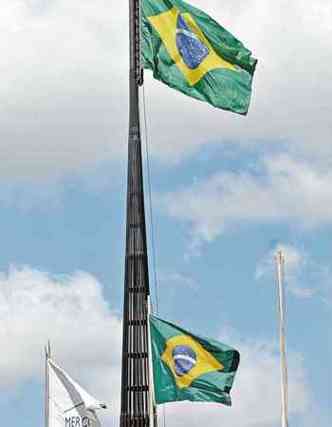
xmin=142 ymin=0 xmax=257 ymax=114
xmin=149 ymin=315 xmax=240 ymax=406
xmin=47 ymin=358 xmax=107 ymax=427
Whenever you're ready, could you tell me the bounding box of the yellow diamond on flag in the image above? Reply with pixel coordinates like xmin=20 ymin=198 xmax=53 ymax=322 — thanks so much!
xmin=162 ymin=334 xmax=224 ymax=389
xmin=148 ymin=7 xmax=236 ymax=86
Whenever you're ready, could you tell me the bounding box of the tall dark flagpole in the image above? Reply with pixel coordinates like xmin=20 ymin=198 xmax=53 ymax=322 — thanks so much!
xmin=120 ymin=1 xmax=155 ymax=427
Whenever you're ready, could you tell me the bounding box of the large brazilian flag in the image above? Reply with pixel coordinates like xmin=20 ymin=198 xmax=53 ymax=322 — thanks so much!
xmin=150 ymin=315 xmax=240 ymax=406
xmin=141 ymin=0 xmax=257 ymax=114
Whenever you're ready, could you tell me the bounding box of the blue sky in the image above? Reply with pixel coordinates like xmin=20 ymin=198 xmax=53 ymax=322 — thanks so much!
xmin=0 ymin=1 xmax=331 ymax=427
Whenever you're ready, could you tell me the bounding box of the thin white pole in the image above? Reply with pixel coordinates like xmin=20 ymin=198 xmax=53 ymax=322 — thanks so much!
xmin=45 ymin=342 xmax=51 ymax=427
xmin=275 ymin=251 xmax=289 ymax=427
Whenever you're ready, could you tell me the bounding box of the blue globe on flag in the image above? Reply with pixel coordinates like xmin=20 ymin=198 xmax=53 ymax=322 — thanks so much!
xmin=176 ymin=14 xmax=209 ymax=69
xmin=172 ymin=345 xmax=197 ymax=376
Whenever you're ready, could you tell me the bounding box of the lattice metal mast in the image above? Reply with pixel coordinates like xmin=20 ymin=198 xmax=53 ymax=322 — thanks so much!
xmin=120 ymin=1 xmax=154 ymax=427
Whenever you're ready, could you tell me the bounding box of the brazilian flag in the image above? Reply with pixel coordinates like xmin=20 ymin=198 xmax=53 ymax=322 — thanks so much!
xmin=141 ymin=0 xmax=257 ymax=114
xmin=150 ymin=315 xmax=240 ymax=406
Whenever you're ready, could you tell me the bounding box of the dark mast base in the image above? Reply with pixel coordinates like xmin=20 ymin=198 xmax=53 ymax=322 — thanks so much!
xmin=120 ymin=1 xmax=155 ymax=427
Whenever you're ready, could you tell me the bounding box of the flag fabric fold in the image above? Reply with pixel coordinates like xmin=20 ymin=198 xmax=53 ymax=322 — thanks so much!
xmin=149 ymin=315 xmax=240 ymax=406
xmin=141 ymin=0 xmax=257 ymax=114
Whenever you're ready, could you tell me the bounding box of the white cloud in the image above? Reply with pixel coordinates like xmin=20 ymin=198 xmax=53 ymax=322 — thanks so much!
xmin=0 ymin=265 xmax=318 ymax=427
xmin=145 ymin=0 xmax=332 ymax=163
xmin=160 ymin=154 xmax=332 ymax=244
xmin=0 ymin=0 xmax=128 ymax=181
xmin=256 ymin=244 xmax=313 ymax=298
xmin=256 ymin=243 xmax=331 ymax=299
xmin=0 ymin=265 xmax=122 ymax=414
xmin=159 ymin=271 xmax=198 ymax=291
xmin=0 ymin=0 xmax=331 ymax=180
xmin=161 ymin=333 xmax=311 ymax=427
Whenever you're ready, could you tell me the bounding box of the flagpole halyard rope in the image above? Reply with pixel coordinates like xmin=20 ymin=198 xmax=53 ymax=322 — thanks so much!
xmin=141 ymin=83 xmax=160 ymax=315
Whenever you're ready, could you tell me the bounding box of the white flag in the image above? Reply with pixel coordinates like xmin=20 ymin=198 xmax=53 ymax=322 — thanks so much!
xmin=47 ymin=358 xmax=107 ymax=427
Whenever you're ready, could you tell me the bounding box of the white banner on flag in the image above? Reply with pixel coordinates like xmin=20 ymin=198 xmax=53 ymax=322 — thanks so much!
xmin=47 ymin=358 xmax=107 ymax=427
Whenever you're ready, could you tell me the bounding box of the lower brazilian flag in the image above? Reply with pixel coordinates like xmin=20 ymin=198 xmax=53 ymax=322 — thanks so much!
xmin=150 ymin=315 xmax=240 ymax=406
xmin=142 ymin=0 xmax=257 ymax=114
